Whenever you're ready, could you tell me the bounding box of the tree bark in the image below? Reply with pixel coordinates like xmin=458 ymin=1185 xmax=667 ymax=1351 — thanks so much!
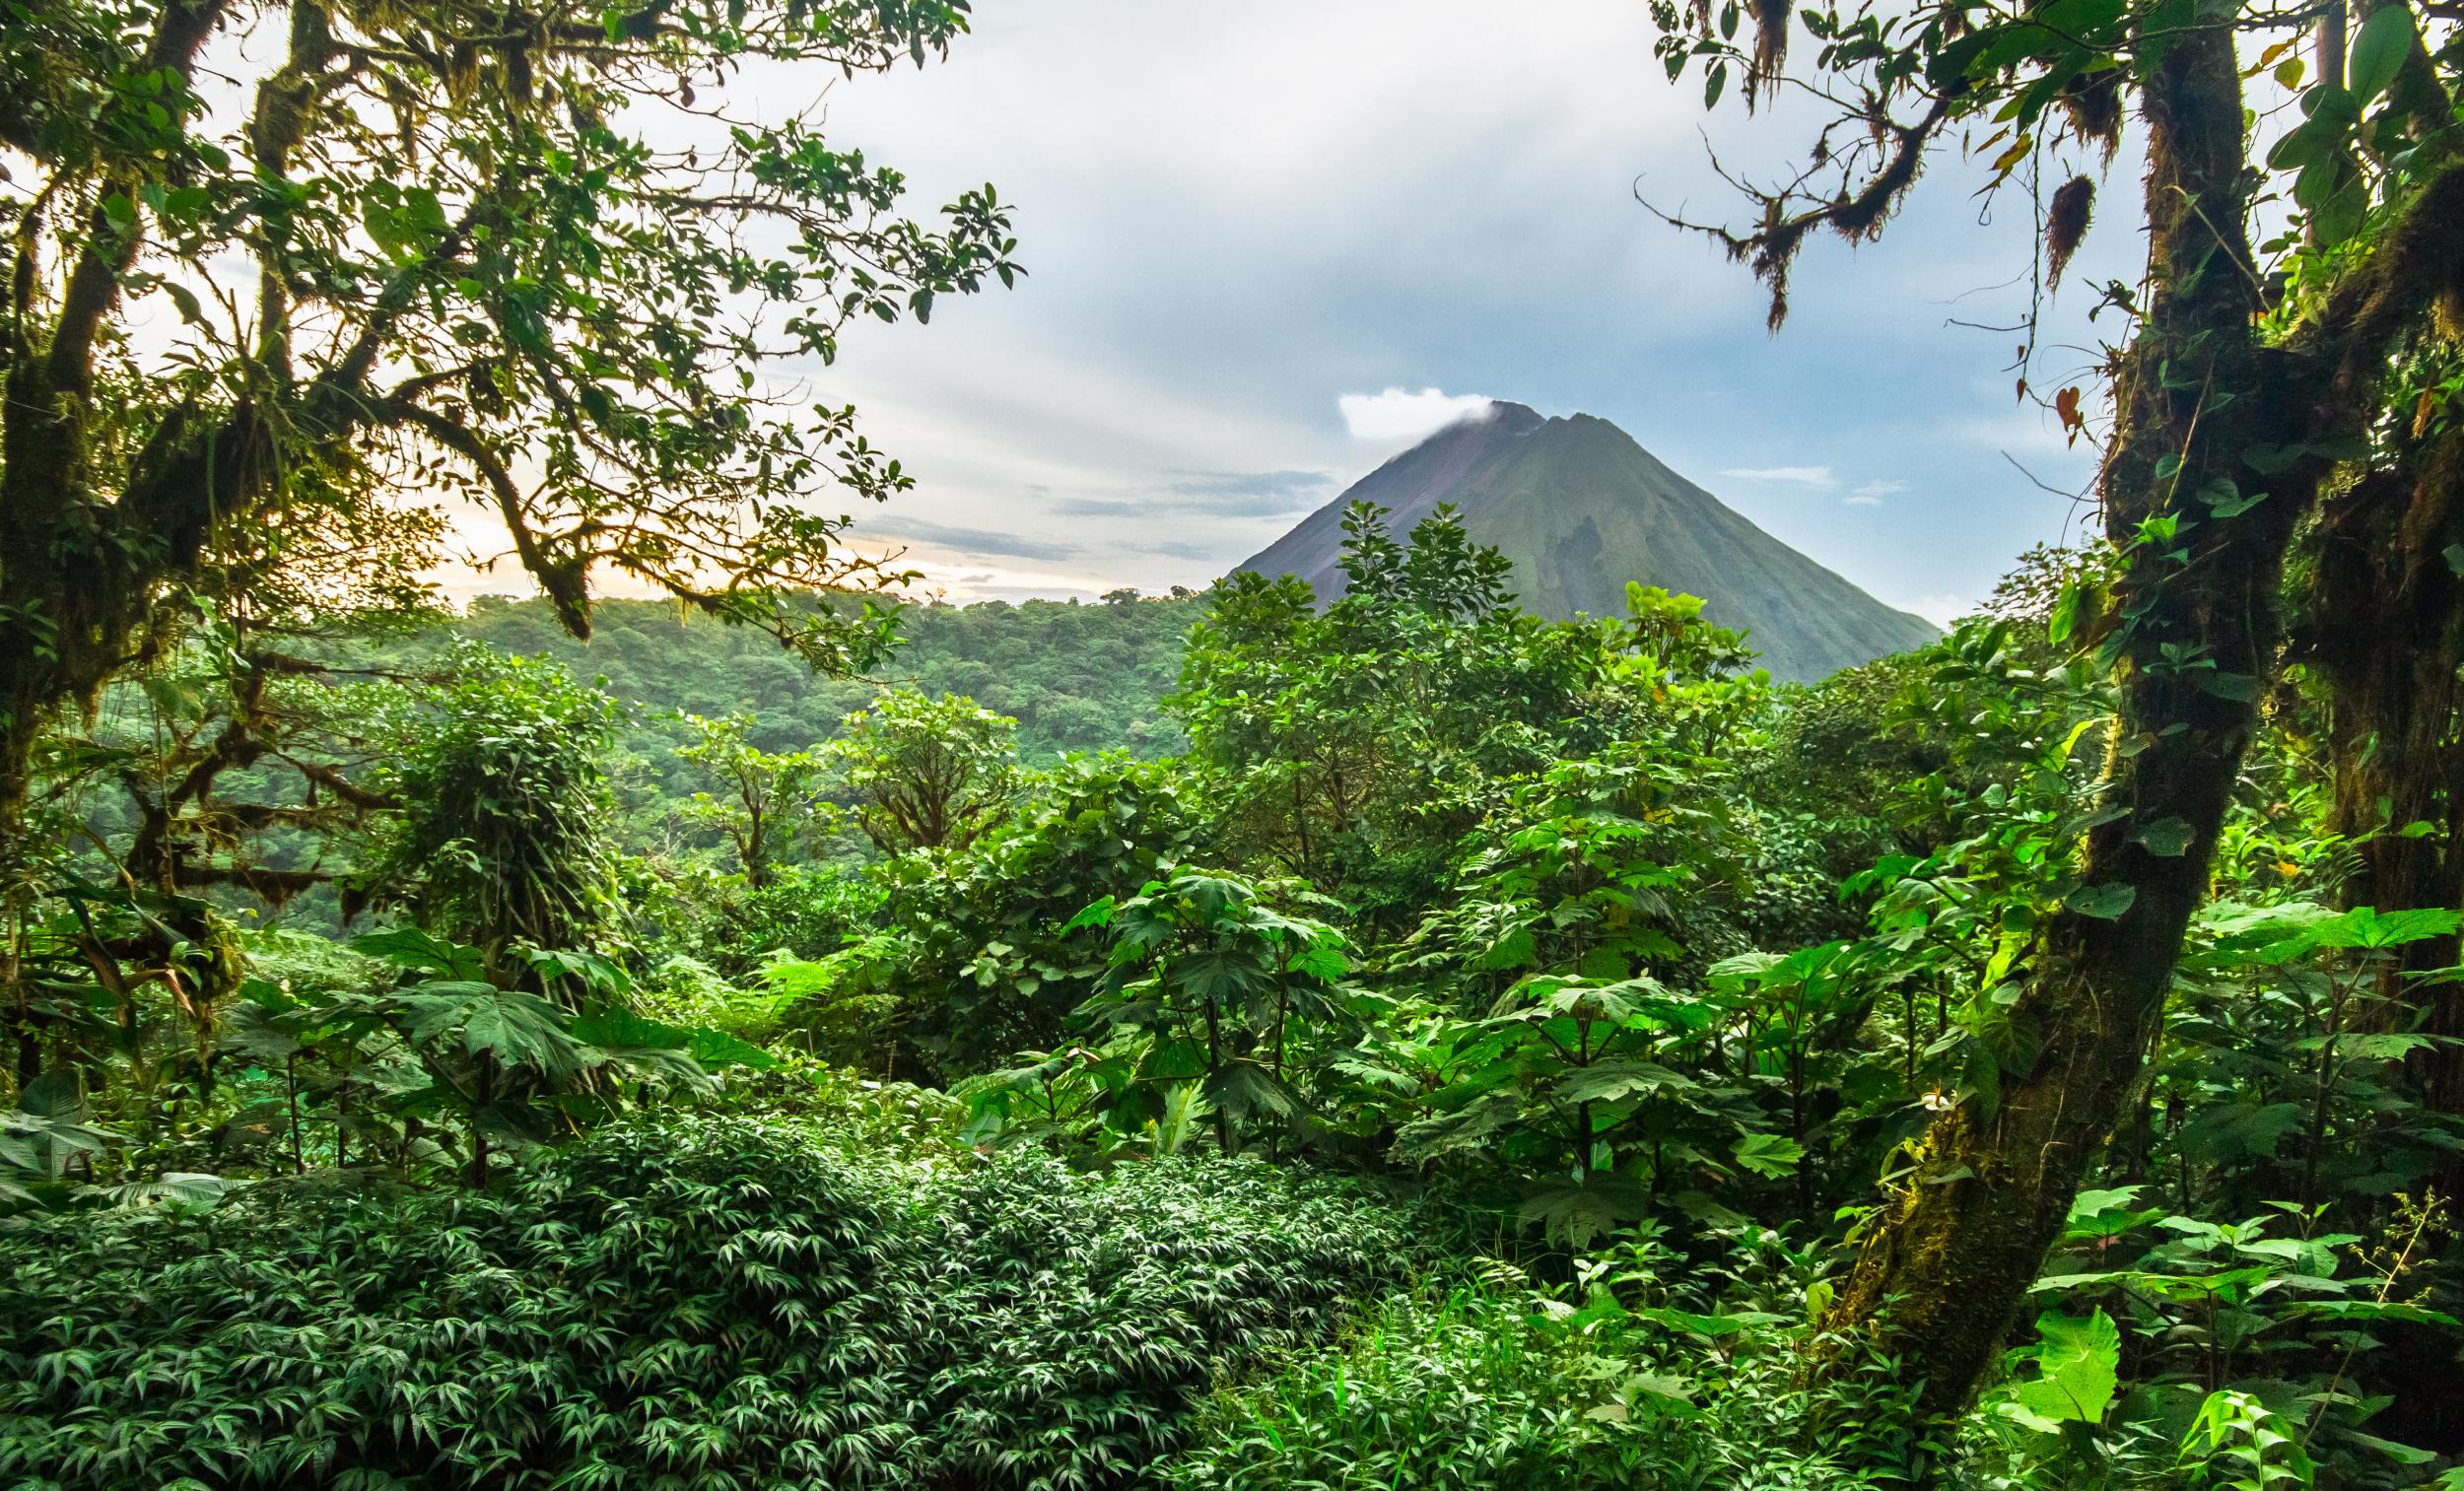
xmin=1822 ymin=25 xmax=2309 ymax=1416
xmin=2313 ymin=441 xmax=2464 ymax=1100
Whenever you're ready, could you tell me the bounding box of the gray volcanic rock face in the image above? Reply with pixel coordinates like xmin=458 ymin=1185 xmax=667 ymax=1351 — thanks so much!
xmin=1236 ymin=401 xmax=1938 ymax=683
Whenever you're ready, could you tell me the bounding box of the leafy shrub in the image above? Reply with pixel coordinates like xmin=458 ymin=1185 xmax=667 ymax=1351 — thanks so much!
xmin=1163 ymin=1227 xmax=1938 ymax=1490
xmin=0 ymin=1114 xmax=1422 ymax=1489
xmin=357 ymin=644 xmax=622 ymax=971
xmin=622 ymin=857 xmax=888 ymax=981
xmin=956 ymin=868 xmax=1372 ymax=1161
xmin=861 ymin=751 xmax=1207 ymax=1078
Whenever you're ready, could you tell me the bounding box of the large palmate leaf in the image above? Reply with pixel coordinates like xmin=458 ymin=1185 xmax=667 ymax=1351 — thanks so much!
xmin=568 ymin=1007 xmax=721 ymax=1088
xmin=349 ymin=927 xmax=489 ymax=982
xmin=222 ymin=997 xmax=304 ymax=1066
xmin=1553 ymin=1060 xmax=1701 ymax=1107
xmin=398 ymin=983 xmax=588 ymax=1083
xmin=1205 ymin=1060 xmax=1303 ymax=1124
xmin=2309 ymin=907 xmax=2464 ymax=952
xmin=1730 ymin=1132 xmax=1806 ymax=1179
xmin=1519 ymin=1173 xmax=1647 ymax=1249
xmin=1176 ymin=949 xmax=1277 ymax=1008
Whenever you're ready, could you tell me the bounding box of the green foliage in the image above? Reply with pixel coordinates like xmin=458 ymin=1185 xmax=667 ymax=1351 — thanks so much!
xmin=1387 ymin=968 xmax=1760 ymax=1247
xmin=1365 ymin=632 xmax=1796 ymax=1243
xmin=397 ymin=590 xmax=1200 ymax=777
xmin=957 ymin=869 xmax=1373 ymax=1157
xmin=217 ymin=928 xmax=727 ymax=1187
xmin=862 ymin=752 xmax=1208 ymax=1078
xmin=757 ymin=934 xmax=912 ymax=1068
xmin=0 ymin=1115 xmax=1423 ymax=1489
xmin=15 ymin=475 xmax=2464 ymax=1488
xmin=1174 ymin=504 xmax=1649 ymax=928
xmin=0 ymin=0 xmax=1020 ymax=716
xmin=1994 ymin=1310 xmax=2123 ymax=1431
xmin=1164 ymin=1227 xmax=1939 ymax=1489
xmin=629 ymin=859 xmax=887 ymax=979
xmin=669 ymin=710 xmax=827 ymax=888
xmin=825 ymin=688 xmax=1019 ymax=854
xmin=0 ymin=1072 xmax=118 ymax=1205
xmin=1405 ymin=740 xmax=1748 ymax=997
xmin=358 ymin=645 xmax=620 ymax=972
xmin=14 ymin=0 xmax=2464 ymax=1474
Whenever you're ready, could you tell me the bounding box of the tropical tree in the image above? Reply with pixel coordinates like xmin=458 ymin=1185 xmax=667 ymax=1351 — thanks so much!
xmin=860 ymin=751 xmax=1203 ymax=1078
xmin=358 ymin=646 xmax=618 ymax=980
xmin=1642 ymin=0 xmax=2464 ymax=1412
xmin=670 ymin=711 xmax=825 ymax=888
xmin=825 ymin=689 xmax=1018 ymax=855
xmin=1173 ymin=504 xmax=1634 ymax=927
xmin=0 ymin=0 xmax=1017 ymax=903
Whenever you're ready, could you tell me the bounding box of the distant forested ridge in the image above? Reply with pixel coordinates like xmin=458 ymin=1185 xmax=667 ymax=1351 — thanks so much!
xmin=377 ymin=589 xmax=1202 ymax=775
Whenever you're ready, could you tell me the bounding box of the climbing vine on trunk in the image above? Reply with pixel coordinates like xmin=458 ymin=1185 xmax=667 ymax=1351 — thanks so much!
xmin=1641 ymin=0 xmax=2464 ymax=1415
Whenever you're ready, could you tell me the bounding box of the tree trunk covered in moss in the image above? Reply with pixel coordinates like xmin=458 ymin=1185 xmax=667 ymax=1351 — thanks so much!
xmin=2313 ymin=442 xmax=2464 ymax=1102
xmin=1822 ymin=27 xmax=2307 ymax=1416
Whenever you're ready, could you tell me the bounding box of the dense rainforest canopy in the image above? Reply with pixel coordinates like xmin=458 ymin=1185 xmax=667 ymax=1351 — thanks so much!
xmin=5 ymin=0 xmax=2464 ymax=1485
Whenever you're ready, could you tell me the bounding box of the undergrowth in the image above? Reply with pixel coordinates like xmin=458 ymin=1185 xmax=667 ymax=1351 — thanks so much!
xmin=0 ymin=1114 xmax=1424 ymax=1490
xmin=1161 ymin=1227 xmax=1940 ymax=1490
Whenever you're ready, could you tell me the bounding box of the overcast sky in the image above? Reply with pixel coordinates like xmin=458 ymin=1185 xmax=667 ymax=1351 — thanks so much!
xmin=584 ymin=1 xmax=2144 ymax=623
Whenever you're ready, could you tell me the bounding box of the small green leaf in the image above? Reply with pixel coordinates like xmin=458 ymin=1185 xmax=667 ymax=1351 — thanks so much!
xmin=2132 ymin=817 xmax=2195 ymax=856
xmin=1061 ymin=895 xmax=1118 ymax=932
xmin=2048 ymin=583 xmax=2082 ymax=646
xmin=2068 ymin=883 xmax=2138 ymax=919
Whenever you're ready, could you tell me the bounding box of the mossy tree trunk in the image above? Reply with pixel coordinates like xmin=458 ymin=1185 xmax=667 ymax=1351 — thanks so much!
xmin=2305 ymin=423 xmax=2464 ymax=1459
xmin=2312 ymin=445 xmax=2464 ymax=1102
xmin=1820 ymin=16 xmax=2464 ymax=1400
xmin=1820 ymin=27 xmax=2311 ymax=1417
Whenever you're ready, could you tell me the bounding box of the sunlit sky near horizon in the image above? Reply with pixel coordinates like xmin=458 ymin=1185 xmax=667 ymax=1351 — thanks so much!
xmin=447 ymin=0 xmax=2146 ymax=626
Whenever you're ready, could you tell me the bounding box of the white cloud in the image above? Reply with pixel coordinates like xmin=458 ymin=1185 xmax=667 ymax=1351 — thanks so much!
xmin=1338 ymin=387 xmax=1496 ymax=441
xmin=1721 ymin=465 xmax=1835 ymax=488
xmin=1845 ymin=480 xmax=1904 ymax=507
xmin=1901 ymin=591 xmax=1972 ymax=627
xmin=1843 ymin=494 xmax=1884 ymax=507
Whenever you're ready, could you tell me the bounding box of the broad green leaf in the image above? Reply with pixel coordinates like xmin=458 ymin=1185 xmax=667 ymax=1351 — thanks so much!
xmin=2310 ymin=906 xmax=2464 ymax=950
xmin=1519 ymin=1174 xmax=1646 ymax=1248
xmin=2131 ymin=817 xmax=2195 ymax=856
xmin=1554 ymin=1059 xmax=1699 ymax=1106
xmin=1732 ymin=1131 xmax=1806 ymax=1178
xmin=1061 ymin=895 xmax=1118 ymax=932
xmin=2004 ymin=1309 xmax=2120 ymax=1426
xmin=2067 ymin=883 xmax=2138 ymax=919
xmin=2348 ymin=3 xmax=2417 ymax=101
xmin=685 ymin=1029 xmax=777 ymax=1070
